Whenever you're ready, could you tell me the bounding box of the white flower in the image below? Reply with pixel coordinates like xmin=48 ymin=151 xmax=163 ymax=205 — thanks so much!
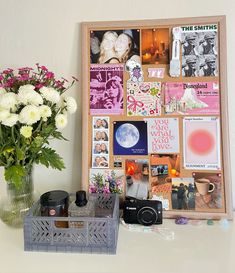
xmin=56 ymin=95 xmax=66 ymax=110
xmin=39 ymin=86 xmax=60 ymax=104
xmin=0 ymin=108 xmax=10 ymax=122
xmin=39 ymin=105 xmax=52 ymax=121
xmin=55 ymin=114 xmax=68 ymax=130
xmin=19 ymin=105 xmax=41 ymax=125
xmin=18 ymin=85 xmax=43 ymax=106
xmin=20 ymin=125 xmax=33 ymax=138
xmin=2 ymin=113 xmax=19 ymax=127
xmin=0 ymin=87 xmax=6 ymax=95
xmin=65 ymin=96 xmax=77 ymax=114
xmin=0 ymin=92 xmax=18 ymax=110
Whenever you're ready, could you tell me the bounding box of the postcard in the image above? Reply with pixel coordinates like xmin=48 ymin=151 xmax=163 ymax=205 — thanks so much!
xmin=181 ymin=24 xmax=218 ymax=77
xmin=146 ymin=118 xmax=179 ymax=153
xmin=90 ymin=29 xmax=140 ymax=64
xmin=193 ymin=172 xmax=223 ymax=209
xmin=171 ymin=177 xmax=195 ymax=210
xmin=127 ymin=82 xmax=161 ymax=116
xmin=141 ymin=28 xmax=169 ymax=64
xmin=90 ymin=64 xmax=124 ymax=115
xmin=183 ymin=117 xmax=221 ymax=170
xmin=125 ymin=159 xmax=149 ymax=199
xmin=89 ymin=169 xmax=124 ymax=194
xmin=164 ymin=82 xmax=219 ymax=115
xmin=113 ymin=121 xmax=148 ymax=155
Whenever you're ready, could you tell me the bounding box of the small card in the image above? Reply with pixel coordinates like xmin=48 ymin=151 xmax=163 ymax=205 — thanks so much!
xmin=127 ymin=82 xmax=161 ymax=116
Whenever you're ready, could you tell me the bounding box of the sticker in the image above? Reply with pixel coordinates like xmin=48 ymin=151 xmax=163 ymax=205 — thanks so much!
xmin=92 ymin=117 xmax=110 ymax=168
xmin=169 ymin=27 xmax=182 ymax=77
xmin=148 ymin=68 xmax=165 ymax=78
xmin=125 ymin=159 xmax=149 ymax=199
xmin=193 ymin=172 xmax=222 ymax=209
xmin=126 ymin=60 xmax=143 ymax=82
xmin=90 ymin=64 xmax=124 ymax=115
xmin=89 ymin=169 xmax=124 ymax=194
xmin=146 ymin=118 xmax=179 ymax=153
xmin=113 ymin=121 xmax=148 ymax=155
xmin=171 ymin=177 xmax=195 ymax=210
xmin=113 ymin=159 xmax=123 ymax=168
xmin=164 ymin=82 xmax=220 ymax=115
xmin=183 ymin=117 xmax=221 ymax=170
xmin=127 ymin=82 xmax=161 ymax=116
xmin=141 ymin=28 xmax=169 ymax=64
xmin=181 ymin=24 xmax=218 ymax=77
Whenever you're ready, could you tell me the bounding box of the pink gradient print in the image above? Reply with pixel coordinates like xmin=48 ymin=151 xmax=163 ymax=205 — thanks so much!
xmin=183 ymin=117 xmax=220 ymax=169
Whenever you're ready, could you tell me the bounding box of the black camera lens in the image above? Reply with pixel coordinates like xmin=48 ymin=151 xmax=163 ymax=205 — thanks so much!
xmin=137 ymin=207 xmax=158 ymax=226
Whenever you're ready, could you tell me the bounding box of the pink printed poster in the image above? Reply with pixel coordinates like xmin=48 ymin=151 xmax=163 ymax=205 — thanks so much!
xmin=127 ymin=82 xmax=161 ymax=116
xmin=146 ymin=118 xmax=179 ymax=153
xmin=164 ymin=82 xmax=219 ymax=115
xmin=183 ymin=117 xmax=221 ymax=170
xmin=90 ymin=64 xmax=124 ymax=115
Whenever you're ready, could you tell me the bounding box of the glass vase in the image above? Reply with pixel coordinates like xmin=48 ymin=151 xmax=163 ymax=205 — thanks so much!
xmin=0 ymin=169 xmax=34 ymax=228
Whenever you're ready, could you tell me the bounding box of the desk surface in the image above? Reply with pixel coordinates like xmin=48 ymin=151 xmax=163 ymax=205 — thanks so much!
xmin=0 ymin=216 xmax=234 ymax=273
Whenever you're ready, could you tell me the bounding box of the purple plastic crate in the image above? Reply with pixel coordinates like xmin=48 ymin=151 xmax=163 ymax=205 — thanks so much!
xmin=24 ymin=194 xmax=119 ymax=254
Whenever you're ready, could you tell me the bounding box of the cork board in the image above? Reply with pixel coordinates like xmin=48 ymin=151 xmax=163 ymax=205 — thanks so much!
xmin=81 ymin=16 xmax=233 ymax=219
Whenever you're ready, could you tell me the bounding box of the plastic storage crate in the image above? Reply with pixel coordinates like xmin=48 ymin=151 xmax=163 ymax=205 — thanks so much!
xmin=24 ymin=194 xmax=119 ymax=254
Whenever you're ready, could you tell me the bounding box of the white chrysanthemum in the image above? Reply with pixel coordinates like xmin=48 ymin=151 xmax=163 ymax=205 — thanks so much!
xmin=56 ymin=95 xmax=66 ymax=110
xmin=2 ymin=113 xmax=19 ymax=127
xmin=65 ymin=96 xmax=77 ymax=114
xmin=19 ymin=105 xmax=41 ymax=125
xmin=18 ymin=85 xmax=43 ymax=106
xmin=0 ymin=87 xmax=6 ymax=95
xmin=39 ymin=86 xmax=60 ymax=104
xmin=20 ymin=125 xmax=33 ymax=138
xmin=55 ymin=114 xmax=68 ymax=130
xmin=0 ymin=92 xmax=18 ymax=110
xmin=39 ymin=105 xmax=52 ymax=121
xmin=0 ymin=108 xmax=10 ymax=122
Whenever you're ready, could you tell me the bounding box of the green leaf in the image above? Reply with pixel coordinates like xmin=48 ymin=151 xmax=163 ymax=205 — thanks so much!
xmin=51 ymin=131 xmax=68 ymax=141
xmin=4 ymin=165 xmax=26 ymax=188
xmin=36 ymin=147 xmax=65 ymax=170
xmin=16 ymin=147 xmax=24 ymax=161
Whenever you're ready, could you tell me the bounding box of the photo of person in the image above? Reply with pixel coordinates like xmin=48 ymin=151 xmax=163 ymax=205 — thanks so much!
xmin=93 ymin=143 xmax=102 ymax=154
xmin=172 ymin=178 xmax=195 ymax=210
xmin=181 ymin=25 xmax=218 ymax=77
xmin=94 ymin=130 xmax=102 ymax=141
xmin=90 ymin=29 xmax=140 ymax=64
xmin=93 ymin=117 xmax=109 ymax=129
xmin=193 ymin=172 xmax=222 ymax=210
xmin=100 ymin=131 xmax=108 ymax=141
xmin=90 ymin=65 xmax=124 ymax=115
xmin=141 ymin=28 xmax=169 ymax=64
xmin=92 ymin=155 xmax=109 ymax=168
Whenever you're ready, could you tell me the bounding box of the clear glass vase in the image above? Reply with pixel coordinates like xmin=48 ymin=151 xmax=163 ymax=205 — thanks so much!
xmin=0 ymin=169 xmax=34 ymax=228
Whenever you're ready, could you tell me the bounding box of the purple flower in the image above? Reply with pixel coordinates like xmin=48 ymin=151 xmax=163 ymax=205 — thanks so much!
xmin=35 ymin=83 xmax=44 ymax=90
xmin=40 ymin=65 xmax=48 ymax=71
xmin=45 ymin=71 xmax=54 ymax=79
xmin=0 ymin=75 xmax=3 ymax=81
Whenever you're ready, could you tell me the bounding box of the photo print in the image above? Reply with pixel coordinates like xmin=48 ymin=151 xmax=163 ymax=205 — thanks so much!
xmin=164 ymin=82 xmax=220 ymax=115
xmin=113 ymin=121 xmax=148 ymax=155
xmin=92 ymin=117 xmax=110 ymax=168
xmin=193 ymin=172 xmax=223 ymax=210
xmin=172 ymin=177 xmax=195 ymax=210
xmin=146 ymin=118 xmax=179 ymax=154
xmin=127 ymin=82 xmax=161 ymax=116
xmin=181 ymin=24 xmax=218 ymax=77
xmin=90 ymin=29 xmax=140 ymax=64
xmin=141 ymin=28 xmax=169 ymax=64
xmin=150 ymin=154 xmax=180 ymax=200
xmin=183 ymin=117 xmax=221 ymax=170
xmin=89 ymin=169 xmax=124 ymax=194
xmin=90 ymin=64 xmax=124 ymax=115
xmin=125 ymin=159 xmax=149 ymax=199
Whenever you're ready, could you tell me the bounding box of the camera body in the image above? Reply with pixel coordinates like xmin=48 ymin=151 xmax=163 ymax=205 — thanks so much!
xmin=123 ymin=198 xmax=163 ymax=226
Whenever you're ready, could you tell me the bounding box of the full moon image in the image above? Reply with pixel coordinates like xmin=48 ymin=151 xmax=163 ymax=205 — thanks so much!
xmin=115 ymin=123 xmax=140 ymax=148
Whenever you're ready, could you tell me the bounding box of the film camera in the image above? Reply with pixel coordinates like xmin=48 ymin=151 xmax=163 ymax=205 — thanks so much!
xmin=123 ymin=198 xmax=162 ymax=226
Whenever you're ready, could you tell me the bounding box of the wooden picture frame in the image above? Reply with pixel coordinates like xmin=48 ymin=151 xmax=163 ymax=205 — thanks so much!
xmin=81 ymin=16 xmax=233 ymax=219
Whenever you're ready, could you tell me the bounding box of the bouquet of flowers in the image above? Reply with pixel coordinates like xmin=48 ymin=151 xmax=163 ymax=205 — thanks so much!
xmin=0 ymin=64 xmax=78 ymax=188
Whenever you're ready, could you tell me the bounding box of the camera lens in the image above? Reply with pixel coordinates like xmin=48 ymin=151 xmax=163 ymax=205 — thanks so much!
xmin=137 ymin=207 xmax=158 ymax=226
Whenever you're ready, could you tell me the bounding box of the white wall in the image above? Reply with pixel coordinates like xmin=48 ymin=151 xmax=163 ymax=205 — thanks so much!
xmin=0 ymin=0 xmax=235 ymax=207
